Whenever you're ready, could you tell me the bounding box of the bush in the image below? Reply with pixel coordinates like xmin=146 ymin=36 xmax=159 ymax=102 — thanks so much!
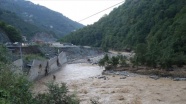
xmin=0 ymin=67 xmax=80 ymax=104
xmin=98 ymin=54 xmax=127 ymax=68
xmin=98 ymin=54 xmax=109 ymax=67
xmin=0 ymin=45 xmax=10 ymax=64
xmin=0 ymin=63 xmax=34 ymax=104
xmin=0 ymin=21 xmax=22 ymax=42
xmin=34 ymin=83 xmax=79 ymax=104
xmin=98 ymin=58 xmax=105 ymax=67
xmin=24 ymin=54 xmax=46 ymax=62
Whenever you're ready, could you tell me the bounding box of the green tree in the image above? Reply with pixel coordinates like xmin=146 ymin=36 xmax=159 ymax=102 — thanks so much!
xmin=117 ymin=55 xmax=127 ymax=66
xmin=5 ymin=25 xmax=22 ymax=42
xmin=0 ymin=45 xmax=10 ymax=64
xmin=61 ymin=0 xmax=186 ymax=69
xmin=0 ymin=67 xmax=80 ymax=104
xmin=110 ymin=56 xmax=119 ymax=67
xmin=98 ymin=54 xmax=109 ymax=67
xmin=103 ymin=54 xmax=109 ymax=62
xmin=0 ymin=21 xmax=22 ymax=42
xmin=134 ymin=43 xmax=147 ymax=66
xmin=0 ymin=64 xmax=34 ymax=104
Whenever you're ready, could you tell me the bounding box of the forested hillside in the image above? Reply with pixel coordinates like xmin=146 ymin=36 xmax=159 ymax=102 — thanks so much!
xmin=61 ymin=0 xmax=186 ymax=68
xmin=0 ymin=28 xmax=10 ymax=43
xmin=0 ymin=8 xmax=45 ymax=40
xmin=0 ymin=0 xmax=83 ymax=39
xmin=0 ymin=21 xmax=22 ymax=42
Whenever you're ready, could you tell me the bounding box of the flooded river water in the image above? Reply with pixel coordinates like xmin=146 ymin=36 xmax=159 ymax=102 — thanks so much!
xmin=33 ymin=63 xmax=186 ymax=104
xmin=33 ymin=63 xmax=103 ymax=93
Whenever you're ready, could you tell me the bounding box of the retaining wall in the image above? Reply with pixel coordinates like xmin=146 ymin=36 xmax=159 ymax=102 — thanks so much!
xmin=12 ymin=59 xmax=23 ymax=74
xmin=48 ymin=56 xmax=58 ymax=73
xmin=28 ymin=52 xmax=67 ymax=81
xmin=28 ymin=60 xmax=47 ymax=81
xmin=58 ymin=51 xmax=67 ymax=65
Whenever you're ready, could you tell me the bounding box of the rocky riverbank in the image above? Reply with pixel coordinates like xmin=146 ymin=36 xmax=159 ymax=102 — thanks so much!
xmin=102 ymin=70 xmax=186 ymax=81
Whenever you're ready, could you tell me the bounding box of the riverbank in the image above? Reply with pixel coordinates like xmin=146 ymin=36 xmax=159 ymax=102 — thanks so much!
xmin=33 ymin=63 xmax=186 ymax=104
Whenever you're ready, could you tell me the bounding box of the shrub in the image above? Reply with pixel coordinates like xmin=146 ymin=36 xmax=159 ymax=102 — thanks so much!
xmin=34 ymin=83 xmax=80 ymax=104
xmin=0 ymin=45 xmax=11 ymax=64
xmin=0 ymin=63 xmax=34 ymax=104
xmin=24 ymin=54 xmax=46 ymax=62
xmin=0 ymin=66 xmax=80 ymax=104
xmin=98 ymin=54 xmax=127 ymax=68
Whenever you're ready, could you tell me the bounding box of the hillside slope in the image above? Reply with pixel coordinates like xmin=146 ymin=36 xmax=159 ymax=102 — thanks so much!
xmin=0 ymin=0 xmax=84 ymax=38
xmin=0 ymin=28 xmax=10 ymax=43
xmin=0 ymin=21 xmax=22 ymax=42
xmin=61 ymin=0 xmax=186 ymax=68
xmin=0 ymin=8 xmax=45 ymax=40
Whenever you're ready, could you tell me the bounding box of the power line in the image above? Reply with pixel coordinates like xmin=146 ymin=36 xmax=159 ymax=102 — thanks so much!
xmin=78 ymin=1 xmax=125 ymax=22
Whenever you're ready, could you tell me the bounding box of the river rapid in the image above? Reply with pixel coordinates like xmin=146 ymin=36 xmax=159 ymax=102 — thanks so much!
xmin=33 ymin=63 xmax=186 ymax=104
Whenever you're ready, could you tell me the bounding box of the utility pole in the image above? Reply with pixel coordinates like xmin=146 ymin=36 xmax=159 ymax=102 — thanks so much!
xmin=20 ymin=42 xmax=23 ymax=71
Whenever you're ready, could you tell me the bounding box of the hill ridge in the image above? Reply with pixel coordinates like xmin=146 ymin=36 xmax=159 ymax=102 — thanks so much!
xmin=61 ymin=0 xmax=186 ymax=68
xmin=0 ymin=0 xmax=84 ymax=40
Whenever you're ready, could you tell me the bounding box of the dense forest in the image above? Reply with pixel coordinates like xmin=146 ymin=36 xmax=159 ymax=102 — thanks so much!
xmin=0 ymin=21 xmax=22 ymax=42
xmin=61 ymin=0 xmax=186 ymax=68
xmin=0 ymin=8 xmax=44 ymax=40
xmin=0 ymin=0 xmax=83 ymax=39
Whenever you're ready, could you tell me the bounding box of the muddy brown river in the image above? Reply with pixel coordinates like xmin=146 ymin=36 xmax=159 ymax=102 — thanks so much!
xmin=33 ymin=63 xmax=186 ymax=104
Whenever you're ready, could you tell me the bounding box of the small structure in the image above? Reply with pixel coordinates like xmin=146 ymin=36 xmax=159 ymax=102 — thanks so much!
xmin=62 ymin=43 xmax=73 ymax=46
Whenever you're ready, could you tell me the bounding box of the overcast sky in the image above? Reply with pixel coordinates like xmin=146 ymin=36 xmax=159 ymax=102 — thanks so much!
xmin=28 ymin=0 xmax=124 ymax=25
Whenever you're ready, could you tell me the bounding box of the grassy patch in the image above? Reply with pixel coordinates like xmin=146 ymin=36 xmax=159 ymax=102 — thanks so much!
xmin=24 ymin=54 xmax=46 ymax=62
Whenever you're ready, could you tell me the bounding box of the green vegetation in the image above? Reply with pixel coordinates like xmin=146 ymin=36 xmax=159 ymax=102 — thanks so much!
xmin=61 ymin=0 xmax=186 ymax=69
xmin=0 ymin=9 xmax=43 ymax=40
xmin=0 ymin=66 xmax=33 ymax=104
xmin=0 ymin=21 xmax=22 ymax=42
xmin=98 ymin=54 xmax=127 ymax=70
xmin=0 ymin=45 xmax=33 ymax=104
xmin=0 ymin=0 xmax=83 ymax=38
xmin=0 ymin=45 xmax=10 ymax=63
xmin=0 ymin=45 xmax=80 ymax=104
xmin=24 ymin=54 xmax=46 ymax=62
xmin=0 ymin=70 xmax=80 ymax=104
xmin=34 ymin=83 xmax=79 ymax=104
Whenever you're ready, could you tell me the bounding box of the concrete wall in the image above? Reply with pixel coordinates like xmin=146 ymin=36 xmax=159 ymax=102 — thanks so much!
xmin=28 ymin=52 xmax=67 ymax=81
xmin=12 ymin=59 xmax=23 ymax=74
xmin=28 ymin=60 xmax=47 ymax=81
xmin=58 ymin=51 xmax=67 ymax=65
xmin=48 ymin=56 xmax=58 ymax=73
